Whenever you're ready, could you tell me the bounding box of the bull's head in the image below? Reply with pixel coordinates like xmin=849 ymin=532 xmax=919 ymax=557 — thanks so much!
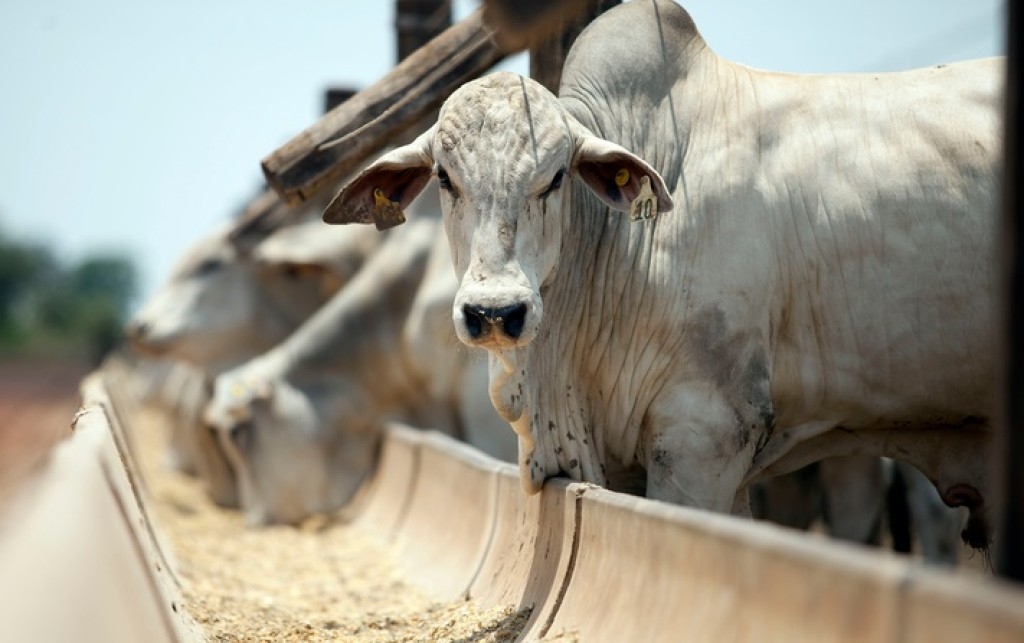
xmin=204 ymin=365 xmax=378 ymax=526
xmin=325 ymin=72 xmax=672 ymax=353
xmin=126 ymin=216 xmax=374 ymax=372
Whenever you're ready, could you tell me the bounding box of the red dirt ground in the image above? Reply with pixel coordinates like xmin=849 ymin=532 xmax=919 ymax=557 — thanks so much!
xmin=0 ymin=357 xmax=90 ymax=507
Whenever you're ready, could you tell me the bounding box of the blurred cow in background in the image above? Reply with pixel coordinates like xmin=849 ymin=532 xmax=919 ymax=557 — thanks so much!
xmin=127 ymin=357 xmax=210 ymax=474
xmin=126 ymin=190 xmax=382 ymax=506
xmin=204 ymin=192 xmax=514 ymax=525
xmin=753 ymin=456 xmax=965 ymax=565
xmin=127 ymin=192 xmax=380 ymax=374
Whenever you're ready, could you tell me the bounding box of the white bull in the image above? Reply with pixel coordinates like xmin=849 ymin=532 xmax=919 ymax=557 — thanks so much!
xmin=204 ymin=207 xmax=515 ymax=526
xmin=326 ymin=1 xmax=1002 ymax=546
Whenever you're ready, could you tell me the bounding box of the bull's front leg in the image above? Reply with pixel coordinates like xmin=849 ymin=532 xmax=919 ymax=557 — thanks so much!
xmin=643 ymin=379 xmax=768 ymax=515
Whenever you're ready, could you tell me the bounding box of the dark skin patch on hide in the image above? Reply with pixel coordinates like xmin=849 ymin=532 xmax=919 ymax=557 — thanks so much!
xmin=685 ymin=306 xmax=775 ymax=451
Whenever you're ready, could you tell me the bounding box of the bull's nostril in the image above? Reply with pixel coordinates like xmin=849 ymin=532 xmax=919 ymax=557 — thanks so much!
xmin=495 ymin=304 xmax=528 ymax=339
xmin=462 ymin=303 xmax=528 ymax=340
xmin=462 ymin=304 xmax=488 ymax=339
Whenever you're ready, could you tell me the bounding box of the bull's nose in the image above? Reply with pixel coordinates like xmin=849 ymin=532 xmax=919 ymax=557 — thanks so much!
xmin=462 ymin=303 xmax=528 ymax=340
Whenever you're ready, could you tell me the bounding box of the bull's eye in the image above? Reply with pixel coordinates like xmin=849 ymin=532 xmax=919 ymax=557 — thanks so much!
xmin=437 ymin=167 xmax=453 ymax=192
xmin=195 ymin=257 xmax=223 ymax=277
xmin=281 ymin=263 xmax=320 ymax=280
xmin=540 ymin=169 xmax=566 ymax=198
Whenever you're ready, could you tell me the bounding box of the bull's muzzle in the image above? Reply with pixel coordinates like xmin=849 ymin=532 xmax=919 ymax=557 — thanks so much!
xmin=461 ymin=303 xmax=528 ymax=341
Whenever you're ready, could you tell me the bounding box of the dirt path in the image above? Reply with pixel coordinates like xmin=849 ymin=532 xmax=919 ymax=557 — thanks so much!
xmin=0 ymin=358 xmax=89 ymax=507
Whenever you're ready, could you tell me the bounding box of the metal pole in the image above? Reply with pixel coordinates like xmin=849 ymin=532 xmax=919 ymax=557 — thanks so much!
xmin=997 ymin=0 xmax=1023 ymax=582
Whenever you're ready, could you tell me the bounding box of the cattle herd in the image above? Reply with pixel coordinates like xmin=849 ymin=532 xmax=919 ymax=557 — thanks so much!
xmin=126 ymin=1 xmax=1002 ymax=566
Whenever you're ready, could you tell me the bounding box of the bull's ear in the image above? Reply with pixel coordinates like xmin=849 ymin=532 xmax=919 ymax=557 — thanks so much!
xmin=572 ymin=135 xmax=673 ymax=217
xmin=323 ymin=126 xmax=437 ymax=230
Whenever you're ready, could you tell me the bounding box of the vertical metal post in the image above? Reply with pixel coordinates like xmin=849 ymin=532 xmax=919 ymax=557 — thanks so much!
xmin=997 ymin=0 xmax=1023 ymax=582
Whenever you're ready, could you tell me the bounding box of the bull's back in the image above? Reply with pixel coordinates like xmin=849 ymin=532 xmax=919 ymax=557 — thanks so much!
xmin=760 ymin=58 xmax=1002 ymax=430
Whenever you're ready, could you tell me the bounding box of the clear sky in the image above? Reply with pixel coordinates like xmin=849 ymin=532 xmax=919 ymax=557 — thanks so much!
xmin=0 ymin=0 xmax=1006 ymax=304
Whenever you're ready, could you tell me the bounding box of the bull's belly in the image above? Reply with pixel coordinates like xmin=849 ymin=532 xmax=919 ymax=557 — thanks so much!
xmin=771 ymin=329 xmax=995 ymax=434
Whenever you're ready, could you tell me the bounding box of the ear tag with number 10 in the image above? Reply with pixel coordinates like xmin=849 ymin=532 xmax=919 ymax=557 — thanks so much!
xmin=629 ymin=175 xmax=659 ymax=222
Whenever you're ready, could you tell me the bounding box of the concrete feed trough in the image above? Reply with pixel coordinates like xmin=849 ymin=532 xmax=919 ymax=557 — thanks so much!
xmin=0 ymin=369 xmax=1023 ymax=641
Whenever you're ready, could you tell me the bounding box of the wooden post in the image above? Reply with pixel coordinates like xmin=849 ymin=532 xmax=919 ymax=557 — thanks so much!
xmin=393 ymin=0 xmax=453 ymax=145
xmin=261 ymin=9 xmax=508 ymax=206
xmin=484 ymin=0 xmax=612 ymax=51
xmin=997 ymin=0 xmax=1023 ymax=583
xmin=396 ymin=0 xmax=452 ymax=62
xmin=227 ymin=189 xmax=292 ymax=251
xmin=528 ymin=0 xmax=618 ymax=93
xmin=323 ymin=88 xmax=358 ymax=114
xmin=226 ymin=86 xmax=360 ymax=242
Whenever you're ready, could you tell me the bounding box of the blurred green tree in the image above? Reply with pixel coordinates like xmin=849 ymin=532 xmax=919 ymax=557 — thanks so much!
xmin=34 ymin=254 xmax=138 ymax=363
xmin=0 ymin=231 xmax=56 ymax=344
xmin=0 ymin=221 xmax=137 ymax=362
xmin=73 ymin=255 xmax=138 ymax=363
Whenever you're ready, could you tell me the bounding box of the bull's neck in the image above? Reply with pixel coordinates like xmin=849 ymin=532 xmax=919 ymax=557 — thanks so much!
xmin=502 ymin=53 xmax=755 ymax=492
xmin=269 ymin=225 xmax=435 ymax=419
xmin=499 ymin=185 xmax=665 ymax=493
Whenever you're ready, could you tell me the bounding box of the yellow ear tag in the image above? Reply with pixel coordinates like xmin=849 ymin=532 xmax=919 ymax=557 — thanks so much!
xmin=614 ymin=168 xmax=630 ymax=187
xmin=629 ymin=175 xmax=659 ymax=222
xmin=371 ymin=187 xmax=406 ymax=230
xmin=230 ymin=383 xmax=247 ymax=400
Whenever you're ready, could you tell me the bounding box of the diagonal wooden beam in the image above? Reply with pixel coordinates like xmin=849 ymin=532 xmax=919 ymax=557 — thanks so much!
xmin=262 ymin=8 xmax=510 ymax=206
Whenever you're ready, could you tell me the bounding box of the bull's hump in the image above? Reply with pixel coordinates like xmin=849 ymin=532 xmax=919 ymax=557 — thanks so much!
xmin=562 ymin=0 xmax=706 ymax=94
